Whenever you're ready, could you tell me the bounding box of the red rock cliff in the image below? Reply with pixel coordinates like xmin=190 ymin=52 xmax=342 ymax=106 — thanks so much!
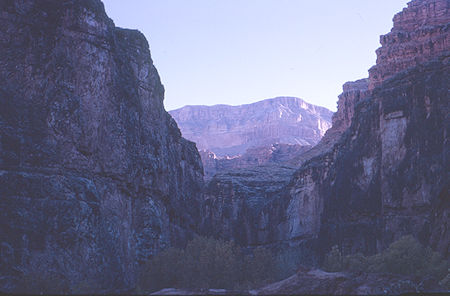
xmin=369 ymin=0 xmax=450 ymax=89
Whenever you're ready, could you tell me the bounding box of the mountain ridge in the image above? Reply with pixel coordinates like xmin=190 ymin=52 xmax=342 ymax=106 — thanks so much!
xmin=170 ymin=96 xmax=333 ymax=113
xmin=170 ymin=96 xmax=333 ymax=157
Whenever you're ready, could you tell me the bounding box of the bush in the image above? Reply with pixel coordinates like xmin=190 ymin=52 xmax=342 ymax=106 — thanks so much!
xmin=138 ymin=236 xmax=277 ymax=292
xmin=182 ymin=236 xmax=241 ymax=289
xmin=243 ymin=247 xmax=275 ymax=286
xmin=323 ymin=245 xmax=343 ymax=272
xmin=323 ymin=235 xmax=449 ymax=281
xmin=343 ymin=252 xmax=368 ymax=272
xmin=138 ymin=246 xmax=187 ymax=291
xmin=366 ymin=235 xmax=447 ymax=278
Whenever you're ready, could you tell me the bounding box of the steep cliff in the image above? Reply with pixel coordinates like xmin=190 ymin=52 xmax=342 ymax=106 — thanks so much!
xmin=201 ymin=164 xmax=297 ymax=246
xmin=170 ymin=97 xmax=333 ymax=157
xmin=286 ymin=0 xmax=449 ymax=258
xmin=199 ymin=80 xmax=370 ymax=249
xmin=200 ymin=144 xmax=312 ymax=180
xmin=200 ymin=0 xmax=449 ymax=260
xmin=368 ymin=0 xmax=450 ymax=89
xmin=0 ymin=0 xmax=203 ymax=293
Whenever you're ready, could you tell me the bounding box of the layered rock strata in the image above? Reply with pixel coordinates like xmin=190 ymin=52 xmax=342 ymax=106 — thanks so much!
xmin=201 ymin=0 xmax=449 ymax=261
xmin=0 ymin=0 xmax=203 ymax=293
xmin=200 ymin=144 xmax=312 ymax=180
xmin=199 ymin=79 xmax=371 ymax=249
xmin=201 ymin=164 xmax=297 ymax=246
xmin=170 ymin=97 xmax=333 ymax=157
xmin=368 ymin=0 xmax=450 ymax=89
xmin=285 ymin=0 xmax=450 ymax=257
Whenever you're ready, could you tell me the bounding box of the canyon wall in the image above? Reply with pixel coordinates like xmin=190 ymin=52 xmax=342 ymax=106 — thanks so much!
xmin=369 ymin=0 xmax=450 ymax=89
xmin=199 ymin=76 xmax=372 ymax=250
xmin=201 ymin=0 xmax=449 ymax=260
xmin=200 ymin=144 xmax=312 ymax=180
xmin=0 ymin=0 xmax=203 ymax=292
xmin=286 ymin=0 xmax=449 ymax=257
xmin=170 ymin=97 xmax=333 ymax=157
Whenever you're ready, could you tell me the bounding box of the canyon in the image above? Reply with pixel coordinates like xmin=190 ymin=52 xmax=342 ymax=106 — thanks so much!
xmin=171 ymin=97 xmax=332 ymax=180
xmin=196 ymin=0 xmax=449 ymax=262
xmin=0 ymin=0 xmax=449 ymax=294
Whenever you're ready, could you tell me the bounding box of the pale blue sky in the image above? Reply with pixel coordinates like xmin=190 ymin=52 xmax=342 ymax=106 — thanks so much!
xmin=103 ymin=0 xmax=409 ymax=111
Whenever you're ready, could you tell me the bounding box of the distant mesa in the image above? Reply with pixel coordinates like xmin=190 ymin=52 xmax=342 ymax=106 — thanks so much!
xmin=169 ymin=97 xmax=333 ymax=158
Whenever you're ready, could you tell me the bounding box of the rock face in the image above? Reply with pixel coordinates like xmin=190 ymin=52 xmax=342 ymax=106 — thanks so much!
xmin=0 ymin=0 xmax=203 ymax=293
xmin=331 ymin=79 xmax=369 ymax=133
xmin=200 ymin=0 xmax=449 ymax=260
xmin=169 ymin=97 xmax=333 ymax=157
xmin=199 ymin=143 xmax=314 ymax=246
xmin=368 ymin=0 xmax=450 ymax=89
xmin=201 ymin=164 xmax=297 ymax=246
xmin=284 ymin=0 xmax=450 ymax=258
xmin=200 ymin=144 xmax=312 ymax=180
xmin=199 ymin=80 xmax=370 ymax=250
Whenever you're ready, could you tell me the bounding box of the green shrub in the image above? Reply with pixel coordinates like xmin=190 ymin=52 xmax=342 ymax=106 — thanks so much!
xmin=323 ymin=235 xmax=449 ymax=281
xmin=323 ymin=245 xmax=343 ymax=272
xmin=137 ymin=236 xmax=277 ymax=292
xmin=182 ymin=236 xmax=242 ymax=289
xmin=367 ymin=235 xmax=447 ymax=278
xmin=343 ymin=252 xmax=368 ymax=272
xmin=138 ymin=246 xmax=187 ymax=291
xmin=243 ymin=247 xmax=275 ymax=286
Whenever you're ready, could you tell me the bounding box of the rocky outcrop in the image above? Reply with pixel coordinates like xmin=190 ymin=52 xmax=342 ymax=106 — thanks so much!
xmin=0 ymin=0 xmax=203 ymax=293
xmin=150 ymin=269 xmax=446 ymax=295
xmin=293 ymin=78 xmax=370 ymax=164
xmin=284 ymin=0 xmax=450 ymax=258
xmin=178 ymin=98 xmax=332 ymax=246
xmin=256 ymin=269 xmax=445 ymax=295
xmin=170 ymin=97 xmax=333 ymax=157
xmin=331 ymin=79 xmax=369 ymax=133
xmin=200 ymin=144 xmax=312 ymax=180
xmin=199 ymin=75 xmax=370 ymax=250
xmin=200 ymin=0 xmax=449 ymax=261
xmin=315 ymin=56 xmax=449 ymax=256
xmin=368 ymin=0 xmax=450 ymax=89
xmin=201 ymin=164 xmax=297 ymax=246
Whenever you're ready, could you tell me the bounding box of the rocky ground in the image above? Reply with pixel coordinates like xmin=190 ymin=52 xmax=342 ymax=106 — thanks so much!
xmin=151 ymin=268 xmax=447 ymax=295
xmin=255 ymin=269 xmax=447 ymax=295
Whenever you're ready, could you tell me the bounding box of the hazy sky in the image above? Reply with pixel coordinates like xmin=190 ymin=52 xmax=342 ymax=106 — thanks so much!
xmin=103 ymin=0 xmax=409 ymax=111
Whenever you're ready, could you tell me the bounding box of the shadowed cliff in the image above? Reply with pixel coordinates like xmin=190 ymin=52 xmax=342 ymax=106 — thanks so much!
xmin=0 ymin=0 xmax=203 ymax=293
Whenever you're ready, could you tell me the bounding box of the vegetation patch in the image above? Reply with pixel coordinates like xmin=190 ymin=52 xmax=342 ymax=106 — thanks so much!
xmin=137 ymin=236 xmax=283 ymax=292
xmin=323 ymin=235 xmax=449 ymax=285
